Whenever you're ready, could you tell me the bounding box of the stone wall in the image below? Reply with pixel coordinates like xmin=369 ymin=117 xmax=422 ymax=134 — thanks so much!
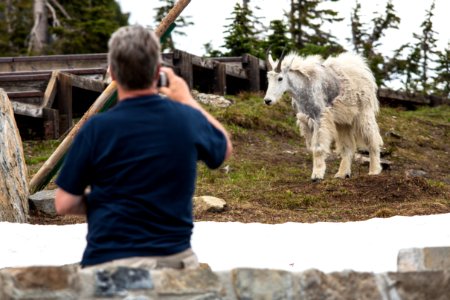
xmin=1 ymin=264 xmax=450 ymax=299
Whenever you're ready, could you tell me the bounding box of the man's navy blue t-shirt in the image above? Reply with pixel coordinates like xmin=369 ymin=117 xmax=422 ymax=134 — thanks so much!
xmin=55 ymin=94 xmax=227 ymax=267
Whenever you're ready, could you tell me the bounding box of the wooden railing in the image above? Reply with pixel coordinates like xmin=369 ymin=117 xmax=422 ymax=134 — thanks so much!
xmin=0 ymin=51 xmax=448 ymax=140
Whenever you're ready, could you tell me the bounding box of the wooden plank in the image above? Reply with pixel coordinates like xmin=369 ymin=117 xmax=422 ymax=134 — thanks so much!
xmin=213 ymin=62 xmax=226 ymax=95
xmin=7 ymin=91 xmax=44 ymax=98
xmin=0 ymin=68 xmax=106 ymax=77
xmin=378 ymin=88 xmax=430 ymax=105
xmin=191 ymin=56 xmax=215 ymax=70
xmin=210 ymin=57 xmax=243 ymax=63
xmin=0 ymin=74 xmax=51 ymax=81
xmin=42 ymin=70 xmax=59 ymax=108
xmin=11 ymin=53 xmax=107 ymax=63
xmin=173 ymin=50 xmax=194 ymax=88
xmin=57 ymin=72 xmax=73 ymax=135
xmin=225 ymin=64 xmax=247 ymax=79
xmin=11 ymin=101 xmax=43 ymax=117
xmin=243 ymin=54 xmax=260 ymax=92
xmin=61 ymin=72 xmax=106 ymax=92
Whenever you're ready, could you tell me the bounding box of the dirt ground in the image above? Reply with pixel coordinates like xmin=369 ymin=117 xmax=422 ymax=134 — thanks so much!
xmin=27 ymin=97 xmax=450 ymax=225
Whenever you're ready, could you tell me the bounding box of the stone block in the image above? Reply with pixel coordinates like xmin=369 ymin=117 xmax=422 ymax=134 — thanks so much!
xmin=295 ymin=269 xmax=382 ymax=300
xmin=0 ymin=265 xmax=80 ymax=299
xmin=398 ymin=247 xmax=450 ymax=272
xmin=387 ymin=271 xmax=450 ymax=299
xmin=232 ymin=268 xmax=296 ymax=300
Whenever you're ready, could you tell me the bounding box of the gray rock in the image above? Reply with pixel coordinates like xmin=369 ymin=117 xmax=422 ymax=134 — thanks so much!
xmin=405 ymin=169 xmax=427 ymax=178
xmin=192 ymin=90 xmax=233 ymax=108
xmin=29 ymin=189 xmax=57 ymax=216
xmin=232 ymin=268 xmax=295 ymax=300
xmin=193 ymin=196 xmax=227 ymax=213
xmin=296 ymin=269 xmax=382 ymax=300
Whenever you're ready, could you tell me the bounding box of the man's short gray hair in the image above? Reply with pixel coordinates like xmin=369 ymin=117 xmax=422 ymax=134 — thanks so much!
xmin=108 ymin=25 xmax=161 ymax=90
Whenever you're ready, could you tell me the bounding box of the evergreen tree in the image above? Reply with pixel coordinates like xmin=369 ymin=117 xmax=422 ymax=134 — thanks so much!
xmin=154 ymin=0 xmax=193 ymax=52
xmin=0 ymin=0 xmax=128 ymax=55
xmin=395 ymin=1 xmax=439 ymax=93
xmin=349 ymin=0 xmax=401 ymax=86
xmin=222 ymin=2 xmax=263 ymax=57
xmin=0 ymin=0 xmax=33 ymax=56
xmin=264 ymin=19 xmax=294 ymax=58
xmin=433 ymin=45 xmax=450 ymax=97
xmin=412 ymin=0 xmax=438 ymax=93
xmin=50 ymin=0 xmax=129 ymax=54
xmin=288 ymin=0 xmax=343 ymax=52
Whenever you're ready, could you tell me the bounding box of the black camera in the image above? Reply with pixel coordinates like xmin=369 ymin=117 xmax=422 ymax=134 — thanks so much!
xmin=157 ymin=71 xmax=168 ymax=87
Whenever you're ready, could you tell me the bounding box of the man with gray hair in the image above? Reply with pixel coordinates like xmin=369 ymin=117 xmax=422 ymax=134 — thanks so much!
xmin=54 ymin=25 xmax=232 ymax=269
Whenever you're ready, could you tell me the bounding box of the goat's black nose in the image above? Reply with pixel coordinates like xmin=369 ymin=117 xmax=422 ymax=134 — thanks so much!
xmin=264 ymin=99 xmax=272 ymax=105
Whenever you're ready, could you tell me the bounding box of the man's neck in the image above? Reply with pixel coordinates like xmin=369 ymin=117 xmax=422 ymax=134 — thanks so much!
xmin=117 ymin=85 xmax=158 ymax=101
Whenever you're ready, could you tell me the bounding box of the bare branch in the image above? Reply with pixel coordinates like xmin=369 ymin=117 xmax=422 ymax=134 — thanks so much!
xmin=46 ymin=2 xmax=61 ymax=27
xmin=48 ymin=0 xmax=71 ymax=19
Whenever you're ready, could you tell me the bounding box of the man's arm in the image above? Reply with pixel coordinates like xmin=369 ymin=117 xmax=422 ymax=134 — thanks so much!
xmin=159 ymin=67 xmax=233 ymax=160
xmin=55 ymin=188 xmax=87 ymax=215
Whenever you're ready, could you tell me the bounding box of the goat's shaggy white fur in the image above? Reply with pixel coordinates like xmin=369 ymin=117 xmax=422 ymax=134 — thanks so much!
xmin=264 ymin=52 xmax=383 ymax=181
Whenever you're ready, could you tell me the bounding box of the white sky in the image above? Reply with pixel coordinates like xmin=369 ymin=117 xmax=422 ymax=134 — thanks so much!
xmin=117 ymin=0 xmax=450 ymax=56
xmin=2 ymin=213 xmax=450 ymax=272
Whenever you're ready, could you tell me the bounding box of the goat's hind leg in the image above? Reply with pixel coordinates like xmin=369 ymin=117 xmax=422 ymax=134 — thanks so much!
xmin=334 ymin=124 xmax=355 ymax=179
xmin=360 ymin=114 xmax=383 ymax=175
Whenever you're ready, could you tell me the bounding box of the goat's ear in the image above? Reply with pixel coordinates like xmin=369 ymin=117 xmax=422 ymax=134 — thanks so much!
xmin=292 ymin=69 xmax=309 ymax=80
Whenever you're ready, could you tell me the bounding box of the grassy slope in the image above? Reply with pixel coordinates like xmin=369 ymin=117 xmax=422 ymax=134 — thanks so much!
xmin=24 ymin=93 xmax=450 ymax=224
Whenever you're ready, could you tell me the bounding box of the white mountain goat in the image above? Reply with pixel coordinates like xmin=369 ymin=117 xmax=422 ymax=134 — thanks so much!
xmin=264 ymin=50 xmax=383 ymax=181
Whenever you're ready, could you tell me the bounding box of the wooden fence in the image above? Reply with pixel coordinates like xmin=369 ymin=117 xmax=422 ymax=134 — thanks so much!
xmin=0 ymin=50 xmax=448 ymax=140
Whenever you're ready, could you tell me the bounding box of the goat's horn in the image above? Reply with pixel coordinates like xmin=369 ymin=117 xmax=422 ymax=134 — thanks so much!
xmin=265 ymin=45 xmax=273 ymax=71
xmin=275 ymin=47 xmax=286 ymax=72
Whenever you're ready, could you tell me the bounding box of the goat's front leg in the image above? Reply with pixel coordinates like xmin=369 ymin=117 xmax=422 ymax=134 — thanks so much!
xmin=310 ymin=112 xmax=335 ymax=182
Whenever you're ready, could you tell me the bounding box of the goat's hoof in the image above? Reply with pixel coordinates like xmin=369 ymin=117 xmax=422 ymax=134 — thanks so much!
xmin=311 ymin=177 xmax=323 ymax=183
xmin=334 ymin=173 xmax=351 ymax=179
xmin=369 ymin=168 xmax=382 ymax=175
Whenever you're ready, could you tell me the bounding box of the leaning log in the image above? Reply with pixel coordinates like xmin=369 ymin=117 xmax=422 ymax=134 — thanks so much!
xmin=0 ymin=89 xmax=29 ymax=222
xmin=28 ymin=0 xmax=192 ymax=194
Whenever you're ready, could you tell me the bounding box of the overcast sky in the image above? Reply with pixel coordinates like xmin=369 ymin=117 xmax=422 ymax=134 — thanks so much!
xmin=117 ymin=0 xmax=449 ymax=57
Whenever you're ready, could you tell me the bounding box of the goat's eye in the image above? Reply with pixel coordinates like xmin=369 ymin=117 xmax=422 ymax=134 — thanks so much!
xmin=278 ymin=77 xmax=283 ymax=82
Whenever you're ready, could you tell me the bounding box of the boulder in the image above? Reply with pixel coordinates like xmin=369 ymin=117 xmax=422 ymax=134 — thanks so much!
xmin=0 ymin=89 xmax=29 ymax=222
xmin=193 ymin=196 xmax=227 ymax=213
xmin=29 ymin=189 xmax=57 ymax=216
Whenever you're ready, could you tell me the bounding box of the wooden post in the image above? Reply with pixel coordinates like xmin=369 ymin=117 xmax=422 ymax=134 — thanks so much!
xmin=29 ymin=0 xmax=193 ymax=194
xmin=242 ymin=54 xmax=260 ymax=92
xmin=42 ymin=108 xmax=59 ymax=139
xmin=213 ymin=61 xmax=226 ymax=95
xmin=173 ymin=50 xmax=194 ymax=89
xmin=56 ymin=72 xmax=73 ymax=135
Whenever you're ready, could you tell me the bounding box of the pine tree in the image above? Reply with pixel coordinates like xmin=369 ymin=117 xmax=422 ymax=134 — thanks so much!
xmin=154 ymin=0 xmax=193 ymax=52
xmin=265 ymin=19 xmax=294 ymax=58
xmin=288 ymin=0 xmax=343 ymax=52
xmin=0 ymin=0 xmax=33 ymax=56
xmin=50 ymin=0 xmax=129 ymax=54
xmin=349 ymin=0 xmax=401 ymax=86
xmin=433 ymin=45 xmax=450 ymax=97
xmin=395 ymin=1 xmax=439 ymax=93
xmin=222 ymin=2 xmax=263 ymax=57
xmin=413 ymin=0 xmax=438 ymax=93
